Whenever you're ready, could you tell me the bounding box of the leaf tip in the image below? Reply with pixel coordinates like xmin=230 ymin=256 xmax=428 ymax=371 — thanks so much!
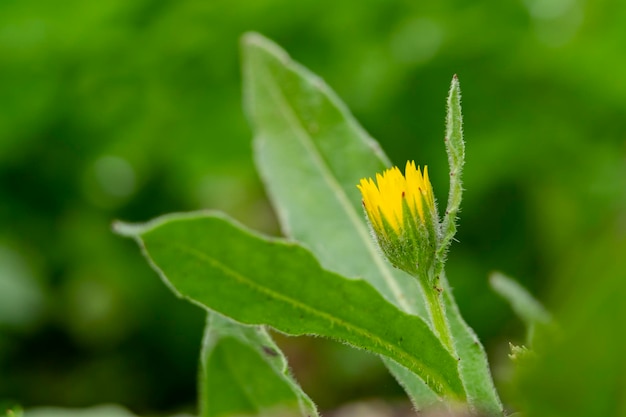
xmin=449 ymin=74 xmax=461 ymax=95
xmin=240 ymin=32 xmax=287 ymax=61
xmin=488 ymin=270 xmax=518 ymax=296
xmin=112 ymin=220 xmax=144 ymax=238
xmin=241 ymin=31 xmax=266 ymax=48
xmin=488 ymin=270 xmax=504 ymax=288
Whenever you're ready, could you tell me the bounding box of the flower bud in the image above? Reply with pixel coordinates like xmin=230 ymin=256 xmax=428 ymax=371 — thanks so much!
xmin=357 ymin=161 xmax=438 ymax=279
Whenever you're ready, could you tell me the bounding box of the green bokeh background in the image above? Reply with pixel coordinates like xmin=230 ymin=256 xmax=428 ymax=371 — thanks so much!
xmin=1 ymin=0 xmax=624 ymax=415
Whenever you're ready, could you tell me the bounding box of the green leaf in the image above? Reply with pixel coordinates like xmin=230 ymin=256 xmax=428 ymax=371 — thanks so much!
xmin=489 ymin=272 xmax=551 ymax=327
xmin=242 ymin=32 xmax=426 ymax=318
xmin=200 ymin=313 xmax=318 ymax=417
xmin=242 ymin=32 xmax=502 ymax=414
xmin=437 ymin=75 xmax=465 ymax=266
xmin=115 ymin=212 xmax=466 ymax=402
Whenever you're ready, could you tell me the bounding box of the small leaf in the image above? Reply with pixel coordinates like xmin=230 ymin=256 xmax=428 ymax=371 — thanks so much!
xmin=437 ymin=75 xmax=465 ymax=265
xmin=200 ymin=313 xmax=318 ymax=417
xmin=116 ymin=212 xmax=466 ymax=402
xmin=489 ymin=272 xmax=551 ymax=327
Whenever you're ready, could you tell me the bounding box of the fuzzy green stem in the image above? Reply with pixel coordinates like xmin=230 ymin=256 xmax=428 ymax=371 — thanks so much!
xmin=420 ymin=275 xmax=455 ymax=356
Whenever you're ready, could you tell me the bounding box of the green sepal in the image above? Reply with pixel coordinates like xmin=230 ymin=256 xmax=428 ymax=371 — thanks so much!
xmin=418 ymin=191 xmax=439 ymax=283
xmin=372 ymin=206 xmax=405 ymax=270
xmin=370 ymin=198 xmax=438 ymax=281
xmin=393 ymin=198 xmax=420 ymax=277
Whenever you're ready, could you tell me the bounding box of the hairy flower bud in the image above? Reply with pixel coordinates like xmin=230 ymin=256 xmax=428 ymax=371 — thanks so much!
xmin=357 ymin=161 xmax=438 ymax=279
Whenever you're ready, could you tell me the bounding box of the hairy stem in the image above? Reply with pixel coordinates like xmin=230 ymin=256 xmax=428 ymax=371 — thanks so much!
xmin=420 ymin=274 xmax=455 ymax=357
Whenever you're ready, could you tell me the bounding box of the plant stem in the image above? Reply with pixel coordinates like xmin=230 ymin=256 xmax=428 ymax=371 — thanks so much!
xmin=420 ymin=275 xmax=455 ymax=356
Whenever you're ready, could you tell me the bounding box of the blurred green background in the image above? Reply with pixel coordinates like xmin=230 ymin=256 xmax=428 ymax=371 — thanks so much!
xmin=1 ymin=0 xmax=625 ymax=415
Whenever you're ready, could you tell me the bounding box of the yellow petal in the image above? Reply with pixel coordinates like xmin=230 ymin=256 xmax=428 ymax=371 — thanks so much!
xmin=357 ymin=161 xmax=435 ymax=234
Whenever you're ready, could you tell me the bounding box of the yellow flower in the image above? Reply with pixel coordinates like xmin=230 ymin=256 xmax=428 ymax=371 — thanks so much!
xmin=357 ymin=161 xmax=438 ymax=278
xmin=357 ymin=161 xmax=435 ymax=235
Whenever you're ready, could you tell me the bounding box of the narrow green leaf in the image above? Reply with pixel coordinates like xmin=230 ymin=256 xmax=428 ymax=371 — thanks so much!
xmin=489 ymin=272 xmax=552 ymax=350
xmin=438 ymin=75 xmax=465 ymax=263
xmin=489 ymin=272 xmax=551 ymax=327
xmin=242 ymin=33 xmax=502 ymax=414
xmin=116 ymin=212 xmax=466 ymax=402
xmin=200 ymin=313 xmax=318 ymax=417
xmin=437 ymin=78 xmax=502 ymax=416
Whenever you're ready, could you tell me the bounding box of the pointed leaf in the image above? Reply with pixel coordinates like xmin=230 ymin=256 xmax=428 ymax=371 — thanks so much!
xmin=438 ymin=75 xmax=465 ymax=261
xmin=115 ymin=212 xmax=466 ymax=402
xmin=489 ymin=272 xmax=552 ymax=350
xmin=489 ymin=272 xmax=551 ymax=327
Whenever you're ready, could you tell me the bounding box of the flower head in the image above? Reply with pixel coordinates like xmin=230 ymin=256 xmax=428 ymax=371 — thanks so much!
xmin=357 ymin=161 xmax=438 ymax=278
xmin=358 ymin=161 xmax=435 ymax=234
